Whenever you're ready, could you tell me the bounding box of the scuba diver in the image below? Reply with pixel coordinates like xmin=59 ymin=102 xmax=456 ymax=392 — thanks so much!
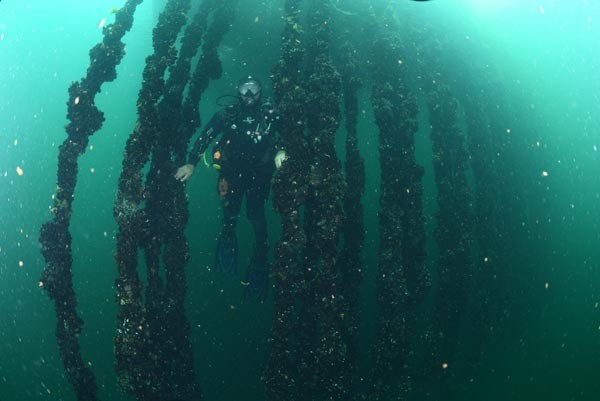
xmin=175 ymin=76 xmax=286 ymax=300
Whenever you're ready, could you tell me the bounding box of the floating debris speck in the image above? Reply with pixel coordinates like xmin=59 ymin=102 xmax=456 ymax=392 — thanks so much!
xmin=541 ymin=170 xmax=549 ymax=177
xmin=16 ymin=166 xmax=24 ymax=176
xmin=98 ymin=18 xmax=107 ymax=29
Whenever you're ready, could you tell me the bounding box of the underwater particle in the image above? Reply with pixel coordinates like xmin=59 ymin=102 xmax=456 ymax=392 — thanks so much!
xmin=16 ymin=166 xmax=24 ymax=176
xmin=98 ymin=18 xmax=107 ymax=29
xmin=506 ymin=128 xmax=511 ymax=134
xmin=255 ymin=16 xmax=260 ymax=23
xmin=74 ymin=96 xmax=80 ymax=105
xmin=90 ymin=167 xmax=95 ymax=173
xmin=539 ymin=7 xmax=545 ymax=15
xmin=483 ymin=256 xmax=489 ymax=263
xmin=14 ymin=139 xmax=18 ymax=146
xmin=0 ymin=34 xmax=4 ymax=41
xmin=38 ymin=281 xmax=44 ymax=288
xmin=541 ymin=171 xmax=549 ymax=177
xmin=593 ymin=145 xmax=597 ymax=152
xmin=442 ymin=362 xmax=448 ymax=369
xmin=536 ymin=141 xmax=540 ymax=147
xmin=544 ymin=282 xmax=549 ymax=289
xmin=397 ymin=59 xmax=403 ymax=65
xmin=18 ymin=261 xmax=24 ymax=268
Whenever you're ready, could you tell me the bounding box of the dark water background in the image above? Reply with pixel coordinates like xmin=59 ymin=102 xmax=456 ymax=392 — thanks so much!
xmin=1 ymin=0 xmax=599 ymax=400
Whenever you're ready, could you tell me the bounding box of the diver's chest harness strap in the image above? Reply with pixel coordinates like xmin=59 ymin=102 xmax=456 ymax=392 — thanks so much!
xmin=208 ymin=103 xmax=277 ymax=170
xmin=230 ymin=103 xmax=275 ymax=144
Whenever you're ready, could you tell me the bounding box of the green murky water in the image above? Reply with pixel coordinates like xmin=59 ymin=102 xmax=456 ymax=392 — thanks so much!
xmin=1 ymin=1 xmax=599 ymax=400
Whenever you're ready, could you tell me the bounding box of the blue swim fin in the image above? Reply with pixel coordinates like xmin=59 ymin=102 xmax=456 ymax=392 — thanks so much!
xmin=243 ymin=268 xmax=270 ymax=302
xmin=215 ymin=236 xmax=237 ymax=274
xmin=243 ymin=243 xmax=269 ymax=301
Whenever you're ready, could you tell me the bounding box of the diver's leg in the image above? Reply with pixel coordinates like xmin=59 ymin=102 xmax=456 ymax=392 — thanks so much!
xmin=215 ymin=172 xmax=243 ymax=273
xmin=219 ymin=173 xmax=243 ymax=240
xmin=243 ymin=168 xmax=274 ymax=300
xmin=245 ymin=168 xmax=273 ymax=263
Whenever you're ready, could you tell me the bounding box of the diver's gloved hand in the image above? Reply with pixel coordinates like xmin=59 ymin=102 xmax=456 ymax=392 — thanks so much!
xmin=243 ymin=268 xmax=270 ymax=302
xmin=174 ymin=164 xmax=195 ymax=182
xmin=274 ymin=150 xmax=287 ymax=169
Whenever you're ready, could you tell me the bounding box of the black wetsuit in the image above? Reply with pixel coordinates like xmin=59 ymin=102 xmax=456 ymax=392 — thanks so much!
xmin=188 ymin=102 xmax=279 ymax=263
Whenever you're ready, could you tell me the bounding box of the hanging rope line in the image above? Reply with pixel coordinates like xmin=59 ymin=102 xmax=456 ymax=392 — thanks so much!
xmin=298 ymin=2 xmax=349 ymax=399
xmin=411 ymin=34 xmax=476 ymax=396
xmin=368 ymin=10 xmax=429 ymax=401
xmin=38 ymin=2 xmax=144 ymax=400
xmin=265 ymin=1 xmax=310 ymax=400
xmin=335 ymin=38 xmax=365 ymax=401
xmin=266 ymin=1 xmax=351 ymax=400
xmin=113 ymin=0 xmax=238 ymax=399
xmin=113 ymin=1 xmax=194 ymax=397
